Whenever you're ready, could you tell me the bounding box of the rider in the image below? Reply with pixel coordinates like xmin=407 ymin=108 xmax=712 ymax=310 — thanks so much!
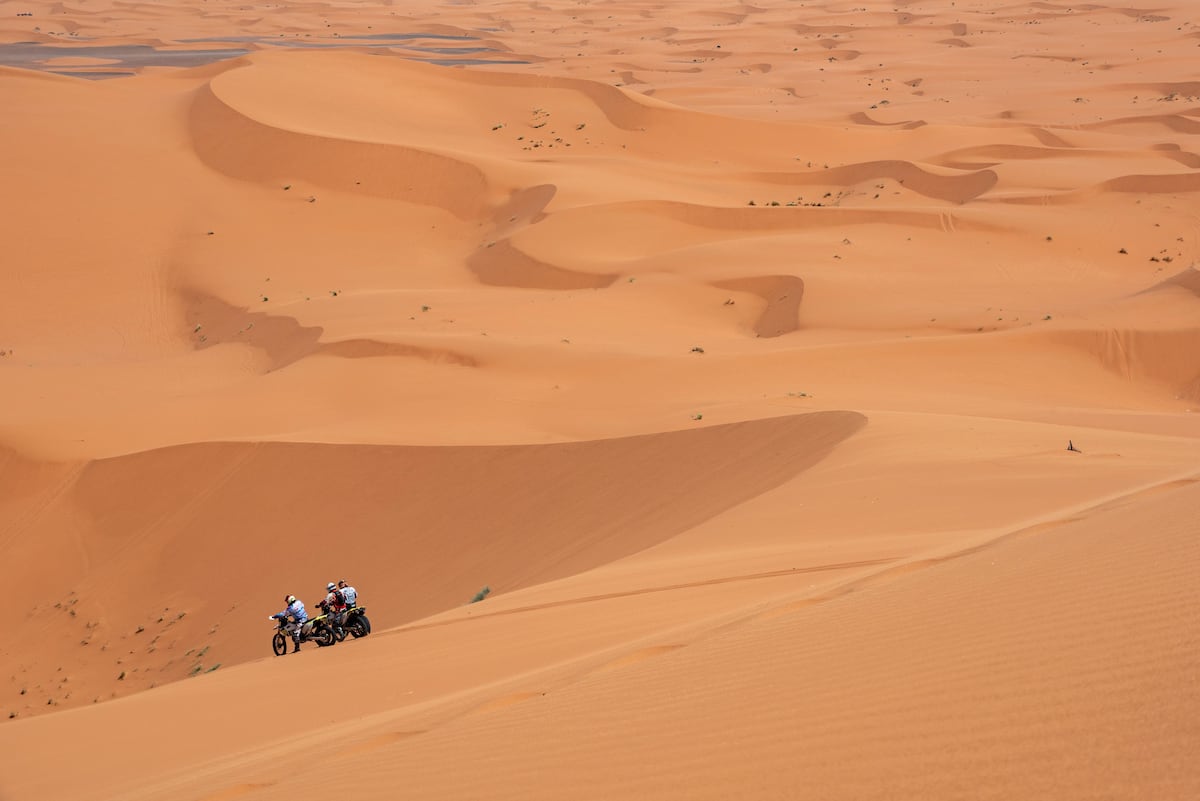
xmin=268 ymin=594 xmax=307 ymax=653
xmin=321 ymin=582 xmax=348 ymax=631
xmin=337 ymin=579 xmax=358 ymax=608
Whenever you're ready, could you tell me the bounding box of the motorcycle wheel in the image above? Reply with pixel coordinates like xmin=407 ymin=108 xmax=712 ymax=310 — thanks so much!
xmin=351 ymin=614 xmax=371 ymax=637
xmin=272 ymin=631 xmax=287 ymax=656
xmin=313 ymin=625 xmax=336 ymax=647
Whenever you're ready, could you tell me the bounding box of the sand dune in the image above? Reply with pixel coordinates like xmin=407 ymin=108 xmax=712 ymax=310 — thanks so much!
xmin=2 ymin=0 xmax=1200 ymax=798
xmin=751 ymin=160 xmax=1000 ymax=203
xmin=1 ymin=414 xmax=862 ymax=722
xmin=191 ymin=79 xmax=496 ymax=219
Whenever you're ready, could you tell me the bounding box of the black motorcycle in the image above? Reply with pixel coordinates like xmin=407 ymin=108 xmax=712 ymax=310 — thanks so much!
xmin=343 ymin=606 xmax=371 ymax=638
xmin=320 ymin=601 xmax=371 ymax=642
xmin=271 ymin=614 xmax=337 ymax=655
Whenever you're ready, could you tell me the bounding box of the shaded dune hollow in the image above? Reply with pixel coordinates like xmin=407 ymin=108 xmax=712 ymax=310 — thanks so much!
xmin=473 ymin=184 xmax=621 ymax=291
xmin=713 ymin=275 xmax=804 ymax=337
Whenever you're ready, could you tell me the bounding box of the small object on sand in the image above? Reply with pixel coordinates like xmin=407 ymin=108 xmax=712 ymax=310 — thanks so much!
xmin=1067 ymin=440 xmax=1081 ymax=453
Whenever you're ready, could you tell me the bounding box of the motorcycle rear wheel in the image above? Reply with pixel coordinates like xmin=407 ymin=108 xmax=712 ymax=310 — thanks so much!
xmin=351 ymin=614 xmax=371 ymax=637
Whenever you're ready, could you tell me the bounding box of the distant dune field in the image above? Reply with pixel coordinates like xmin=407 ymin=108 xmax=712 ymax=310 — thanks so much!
xmin=1 ymin=1 xmax=1198 ymax=799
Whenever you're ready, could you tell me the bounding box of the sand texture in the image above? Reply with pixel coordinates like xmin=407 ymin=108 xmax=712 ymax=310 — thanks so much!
xmin=1 ymin=0 xmax=1198 ymax=799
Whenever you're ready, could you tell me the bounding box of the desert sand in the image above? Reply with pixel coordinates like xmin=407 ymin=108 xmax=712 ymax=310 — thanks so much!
xmin=0 ymin=0 xmax=1198 ymax=798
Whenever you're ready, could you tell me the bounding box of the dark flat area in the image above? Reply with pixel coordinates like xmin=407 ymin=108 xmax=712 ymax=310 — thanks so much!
xmin=0 ymin=34 xmax=525 ymax=77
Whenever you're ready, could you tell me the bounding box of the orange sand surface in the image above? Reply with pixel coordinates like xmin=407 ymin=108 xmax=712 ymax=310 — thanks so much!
xmin=1 ymin=0 xmax=1198 ymax=799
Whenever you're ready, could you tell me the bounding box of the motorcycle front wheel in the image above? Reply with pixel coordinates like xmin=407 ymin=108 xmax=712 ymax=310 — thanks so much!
xmin=272 ymin=631 xmax=287 ymax=656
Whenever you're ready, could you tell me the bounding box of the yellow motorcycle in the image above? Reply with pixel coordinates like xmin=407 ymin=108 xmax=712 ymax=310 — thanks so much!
xmin=271 ymin=613 xmax=337 ymax=655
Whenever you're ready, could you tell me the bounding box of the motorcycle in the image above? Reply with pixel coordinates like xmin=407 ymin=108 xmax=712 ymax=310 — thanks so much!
xmin=271 ymin=613 xmax=337 ymax=655
xmin=343 ymin=606 xmax=371 ymax=638
xmin=321 ymin=602 xmax=371 ymax=642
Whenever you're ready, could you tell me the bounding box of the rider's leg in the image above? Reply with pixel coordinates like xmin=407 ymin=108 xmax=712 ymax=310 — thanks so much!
xmin=288 ymin=621 xmax=301 ymax=651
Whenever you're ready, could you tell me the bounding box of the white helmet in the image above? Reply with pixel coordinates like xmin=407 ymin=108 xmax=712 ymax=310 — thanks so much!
xmin=326 ymin=582 xmax=336 ymax=592
xmin=286 ymin=594 xmax=296 ymax=604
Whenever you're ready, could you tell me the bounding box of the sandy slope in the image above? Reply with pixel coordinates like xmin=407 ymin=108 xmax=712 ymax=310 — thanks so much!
xmin=1 ymin=0 xmax=1199 ymax=798
xmin=2 ymin=473 xmax=1197 ymax=801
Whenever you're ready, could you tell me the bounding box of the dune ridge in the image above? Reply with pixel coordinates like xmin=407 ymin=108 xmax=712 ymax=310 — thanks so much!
xmin=750 ymin=160 xmax=999 ymax=204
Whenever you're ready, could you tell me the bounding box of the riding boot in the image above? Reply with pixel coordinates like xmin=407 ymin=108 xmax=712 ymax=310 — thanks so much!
xmin=292 ymin=636 xmax=301 ymax=653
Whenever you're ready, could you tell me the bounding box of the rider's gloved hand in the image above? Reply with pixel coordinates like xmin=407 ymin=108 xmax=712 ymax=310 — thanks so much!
xmin=267 ymin=616 xmax=274 ymax=621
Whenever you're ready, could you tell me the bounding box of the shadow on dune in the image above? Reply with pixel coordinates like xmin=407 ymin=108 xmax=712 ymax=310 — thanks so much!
xmin=847 ymin=112 xmax=927 ymax=129
xmin=467 ymin=239 xmax=618 ymax=290
xmin=183 ymin=290 xmax=477 ymax=371
xmin=1046 ymin=325 xmax=1200 ymax=403
xmin=184 ymin=289 xmax=322 ymax=371
xmin=713 ymin=275 xmax=804 ymax=337
xmin=1143 ymin=266 xmax=1200 ymax=298
xmin=1099 ymin=172 xmax=1200 ymax=194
